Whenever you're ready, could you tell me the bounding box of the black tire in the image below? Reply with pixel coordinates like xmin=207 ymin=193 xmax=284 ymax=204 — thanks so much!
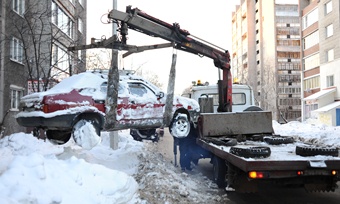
xmin=230 ymin=146 xmax=271 ymax=158
xmin=243 ymin=106 xmax=263 ymax=111
xmin=170 ymin=115 xmax=191 ymax=138
xmin=213 ymin=156 xmax=227 ymax=188
xmin=264 ymin=136 xmax=294 ymax=145
xmin=130 ymin=129 xmax=157 ymax=141
xmin=46 ymin=130 xmax=71 ymax=145
xmin=204 ymin=138 xmax=237 ymax=146
xmin=296 ymin=146 xmax=339 ymax=157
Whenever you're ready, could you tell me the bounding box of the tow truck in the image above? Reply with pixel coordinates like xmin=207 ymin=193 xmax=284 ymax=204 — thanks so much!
xmin=68 ymin=6 xmax=340 ymax=192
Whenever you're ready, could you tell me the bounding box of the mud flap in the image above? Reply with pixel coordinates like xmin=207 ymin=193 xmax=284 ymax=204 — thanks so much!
xmin=163 ymin=52 xmax=177 ymax=127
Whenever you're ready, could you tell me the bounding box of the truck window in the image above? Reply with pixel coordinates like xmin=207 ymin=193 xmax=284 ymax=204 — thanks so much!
xmin=232 ymin=93 xmax=246 ymax=105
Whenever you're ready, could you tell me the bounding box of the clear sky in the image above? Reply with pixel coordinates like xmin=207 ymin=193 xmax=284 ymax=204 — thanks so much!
xmin=86 ymin=0 xmax=240 ymax=94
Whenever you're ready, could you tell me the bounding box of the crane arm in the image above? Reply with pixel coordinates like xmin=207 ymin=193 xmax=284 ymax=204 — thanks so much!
xmin=109 ymin=6 xmax=232 ymax=112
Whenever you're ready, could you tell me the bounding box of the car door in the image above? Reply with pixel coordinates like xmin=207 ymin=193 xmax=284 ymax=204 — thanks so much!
xmin=123 ymin=82 xmax=163 ymax=128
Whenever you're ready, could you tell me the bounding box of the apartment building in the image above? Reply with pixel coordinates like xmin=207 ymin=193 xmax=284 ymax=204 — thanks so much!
xmin=232 ymin=0 xmax=301 ymax=122
xmin=301 ymin=0 xmax=340 ymax=126
xmin=0 ymin=0 xmax=87 ymax=136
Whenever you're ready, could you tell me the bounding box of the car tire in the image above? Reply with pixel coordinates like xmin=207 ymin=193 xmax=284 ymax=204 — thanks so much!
xmin=169 ymin=114 xmax=191 ymax=138
xmin=46 ymin=130 xmax=71 ymax=145
xmin=72 ymin=119 xmax=101 ymax=149
xmin=296 ymin=146 xmax=339 ymax=157
xmin=264 ymin=136 xmax=294 ymax=145
xmin=213 ymin=156 xmax=227 ymax=188
xmin=230 ymin=146 xmax=271 ymax=158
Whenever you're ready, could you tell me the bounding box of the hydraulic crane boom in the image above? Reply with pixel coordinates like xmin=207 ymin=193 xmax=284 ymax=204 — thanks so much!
xmin=109 ymin=6 xmax=232 ymax=112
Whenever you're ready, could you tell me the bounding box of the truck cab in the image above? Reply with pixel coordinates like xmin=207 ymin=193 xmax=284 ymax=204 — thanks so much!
xmin=182 ymin=81 xmax=260 ymax=113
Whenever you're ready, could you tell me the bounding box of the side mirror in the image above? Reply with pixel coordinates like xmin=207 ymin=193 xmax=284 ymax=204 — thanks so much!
xmin=156 ymin=91 xmax=165 ymax=99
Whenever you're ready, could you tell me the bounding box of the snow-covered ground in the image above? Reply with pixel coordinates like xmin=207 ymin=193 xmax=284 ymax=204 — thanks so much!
xmin=1 ymin=121 xmax=340 ymax=203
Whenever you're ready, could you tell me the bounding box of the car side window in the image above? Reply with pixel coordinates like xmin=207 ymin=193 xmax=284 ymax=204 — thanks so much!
xmin=128 ymin=83 xmax=149 ymax=97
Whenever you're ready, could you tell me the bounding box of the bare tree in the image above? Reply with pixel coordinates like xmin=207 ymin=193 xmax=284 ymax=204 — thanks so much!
xmin=3 ymin=0 xmax=83 ymax=93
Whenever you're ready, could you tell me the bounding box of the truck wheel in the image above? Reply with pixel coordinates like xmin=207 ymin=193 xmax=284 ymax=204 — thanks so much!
xmin=230 ymin=146 xmax=271 ymax=158
xmin=169 ymin=114 xmax=190 ymax=138
xmin=130 ymin=129 xmax=158 ymax=142
xmin=243 ymin=106 xmax=263 ymax=111
xmin=46 ymin=130 xmax=71 ymax=145
xmin=72 ymin=119 xmax=101 ymax=149
xmin=264 ymin=136 xmax=294 ymax=145
xmin=296 ymin=146 xmax=339 ymax=157
xmin=213 ymin=156 xmax=227 ymax=188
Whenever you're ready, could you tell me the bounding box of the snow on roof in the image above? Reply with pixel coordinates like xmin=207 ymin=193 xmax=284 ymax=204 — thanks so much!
xmin=313 ymin=101 xmax=340 ymax=112
xmin=303 ymin=88 xmax=336 ymax=101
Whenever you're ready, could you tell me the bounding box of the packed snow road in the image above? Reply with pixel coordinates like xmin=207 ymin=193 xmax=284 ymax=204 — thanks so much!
xmin=152 ymin=129 xmax=340 ymax=204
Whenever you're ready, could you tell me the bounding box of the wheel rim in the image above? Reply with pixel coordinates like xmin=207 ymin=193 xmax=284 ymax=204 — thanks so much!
xmin=72 ymin=119 xmax=101 ymax=149
xmin=171 ymin=117 xmax=190 ymax=138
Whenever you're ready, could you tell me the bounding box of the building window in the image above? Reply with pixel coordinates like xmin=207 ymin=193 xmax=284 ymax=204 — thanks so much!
xmin=302 ymin=8 xmax=318 ymax=30
xmin=10 ymin=85 xmax=24 ymax=110
xmin=303 ymin=30 xmax=319 ymax=50
xmin=326 ymin=24 xmax=333 ymax=38
xmin=325 ymin=1 xmax=332 ymax=15
xmin=78 ymin=18 xmax=83 ymax=33
xmin=303 ymin=53 xmax=319 ymax=71
xmin=326 ymin=75 xmax=334 ymax=87
xmin=327 ymin=49 xmax=334 ymax=62
xmin=79 ymin=0 xmax=84 ymax=7
xmin=304 ymin=76 xmax=320 ymax=91
xmin=10 ymin=37 xmax=24 ymax=63
xmin=52 ymin=43 xmax=71 ymax=80
xmin=12 ymin=0 xmax=25 ymax=15
xmin=51 ymin=1 xmax=74 ymax=39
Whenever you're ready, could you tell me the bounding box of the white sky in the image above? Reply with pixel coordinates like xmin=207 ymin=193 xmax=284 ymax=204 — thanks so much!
xmin=87 ymin=0 xmax=239 ymax=94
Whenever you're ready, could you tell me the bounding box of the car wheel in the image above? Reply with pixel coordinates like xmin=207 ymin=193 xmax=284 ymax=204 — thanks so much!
xmin=72 ymin=119 xmax=101 ymax=149
xmin=230 ymin=146 xmax=271 ymax=158
xmin=170 ymin=114 xmax=190 ymax=138
xmin=46 ymin=130 xmax=71 ymax=145
xmin=296 ymin=146 xmax=339 ymax=157
xmin=213 ymin=156 xmax=227 ymax=188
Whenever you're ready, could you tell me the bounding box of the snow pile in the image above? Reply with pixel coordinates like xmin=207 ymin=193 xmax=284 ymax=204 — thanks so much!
xmin=0 ymin=131 xmax=142 ymax=204
xmin=0 ymin=120 xmax=340 ymax=203
xmin=273 ymin=120 xmax=340 ymax=148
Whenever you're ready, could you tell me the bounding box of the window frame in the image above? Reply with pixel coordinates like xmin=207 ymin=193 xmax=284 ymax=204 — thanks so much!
xmin=327 ymin=49 xmax=334 ymax=62
xmin=325 ymin=1 xmax=332 ymax=15
xmin=12 ymin=0 xmax=25 ymax=15
xmin=326 ymin=24 xmax=333 ymax=38
xmin=326 ymin=75 xmax=334 ymax=87
xmin=10 ymin=37 xmax=24 ymax=64
xmin=10 ymin=85 xmax=24 ymax=111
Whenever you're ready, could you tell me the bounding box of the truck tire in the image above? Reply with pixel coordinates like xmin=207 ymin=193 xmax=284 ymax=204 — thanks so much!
xmin=130 ymin=129 xmax=158 ymax=142
xmin=243 ymin=106 xmax=263 ymax=111
xmin=213 ymin=156 xmax=227 ymax=188
xmin=46 ymin=130 xmax=71 ymax=145
xmin=230 ymin=146 xmax=271 ymax=158
xmin=296 ymin=146 xmax=339 ymax=157
xmin=264 ymin=136 xmax=294 ymax=145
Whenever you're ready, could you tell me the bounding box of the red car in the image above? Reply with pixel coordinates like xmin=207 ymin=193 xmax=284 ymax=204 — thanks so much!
xmin=16 ymin=70 xmax=200 ymax=146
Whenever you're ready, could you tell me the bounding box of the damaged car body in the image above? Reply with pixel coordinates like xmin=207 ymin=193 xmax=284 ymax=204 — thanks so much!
xmin=16 ymin=70 xmax=200 ymax=146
